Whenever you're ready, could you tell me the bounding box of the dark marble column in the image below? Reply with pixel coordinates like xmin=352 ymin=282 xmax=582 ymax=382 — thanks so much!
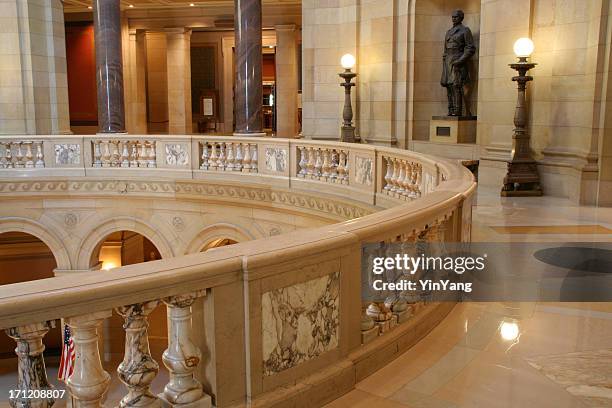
xmin=234 ymin=0 xmax=263 ymax=134
xmin=93 ymin=0 xmax=126 ymax=133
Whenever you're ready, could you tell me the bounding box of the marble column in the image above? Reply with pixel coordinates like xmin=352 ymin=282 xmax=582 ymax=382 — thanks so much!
xmin=234 ymin=0 xmax=264 ymax=135
xmin=93 ymin=0 xmax=126 ymax=133
xmin=165 ymin=28 xmax=193 ymax=134
xmin=275 ymin=25 xmax=299 ymax=138
xmin=66 ymin=311 xmax=112 ymax=408
xmin=126 ymin=29 xmax=148 ymax=134
xmin=6 ymin=322 xmax=55 ymax=408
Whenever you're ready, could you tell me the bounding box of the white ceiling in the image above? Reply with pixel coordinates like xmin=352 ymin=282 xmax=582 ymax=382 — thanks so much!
xmin=63 ymin=0 xmax=300 ymax=13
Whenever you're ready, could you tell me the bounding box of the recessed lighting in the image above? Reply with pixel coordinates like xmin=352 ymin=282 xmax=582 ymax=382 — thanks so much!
xmin=190 ymin=3 xmax=195 ymax=6
xmin=88 ymin=6 xmax=92 ymax=9
xmin=128 ymin=4 xmax=134 ymax=7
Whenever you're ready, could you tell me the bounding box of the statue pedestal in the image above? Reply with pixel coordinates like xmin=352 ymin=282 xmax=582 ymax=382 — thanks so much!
xmin=429 ymin=116 xmax=477 ymax=144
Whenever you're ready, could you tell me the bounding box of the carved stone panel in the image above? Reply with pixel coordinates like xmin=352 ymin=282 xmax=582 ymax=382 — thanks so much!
xmin=264 ymin=147 xmax=288 ymax=173
xmin=54 ymin=144 xmax=81 ymax=165
xmin=165 ymin=144 xmax=189 ymax=166
xmin=354 ymin=156 xmax=373 ymax=185
xmin=261 ymin=271 xmax=340 ymax=375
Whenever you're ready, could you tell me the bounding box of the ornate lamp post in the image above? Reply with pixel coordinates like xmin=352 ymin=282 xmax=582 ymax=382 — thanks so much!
xmin=501 ymin=38 xmax=542 ymax=196
xmin=339 ymin=54 xmax=358 ymax=143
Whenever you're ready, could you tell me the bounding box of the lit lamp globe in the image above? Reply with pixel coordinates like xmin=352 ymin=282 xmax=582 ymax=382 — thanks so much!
xmin=513 ymin=38 xmax=534 ymax=61
xmin=340 ymin=53 xmax=356 ymax=70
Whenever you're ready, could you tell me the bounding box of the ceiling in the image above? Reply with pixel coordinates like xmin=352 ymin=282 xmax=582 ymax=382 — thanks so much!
xmin=63 ymin=0 xmax=300 ymax=13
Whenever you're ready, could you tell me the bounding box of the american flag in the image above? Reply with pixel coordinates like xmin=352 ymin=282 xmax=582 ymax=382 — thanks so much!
xmin=58 ymin=324 xmax=75 ymax=381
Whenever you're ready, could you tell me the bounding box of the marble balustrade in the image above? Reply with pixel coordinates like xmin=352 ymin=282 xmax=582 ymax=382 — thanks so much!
xmin=0 ymin=135 xmax=440 ymax=203
xmin=0 ymin=135 xmax=474 ymax=408
xmin=4 ymin=294 xmax=211 ymax=408
xmin=0 ymin=141 xmax=45 ymax=169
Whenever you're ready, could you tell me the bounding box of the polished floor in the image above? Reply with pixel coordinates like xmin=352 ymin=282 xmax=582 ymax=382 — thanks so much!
xmin=325 ymin=186 xmax=612 ymax=408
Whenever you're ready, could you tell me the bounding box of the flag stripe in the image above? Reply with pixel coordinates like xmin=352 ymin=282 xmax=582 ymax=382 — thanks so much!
xmin=58 ymin=324 xmax=75 ymax=381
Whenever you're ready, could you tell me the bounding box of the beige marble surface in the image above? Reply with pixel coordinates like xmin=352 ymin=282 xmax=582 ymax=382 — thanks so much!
xmin=326 ymin=185 xmax=612 ymax=408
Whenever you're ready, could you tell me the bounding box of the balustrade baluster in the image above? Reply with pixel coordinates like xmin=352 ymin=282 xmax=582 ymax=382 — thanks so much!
xmin=111 ymin=141 xmax=120 ymax=167
xmin=322 ymin=149 xmax=331 ymax=180
xmin=415 ymin=165 xmax=422 ymax=197
xmin=306 ymin=147 xmax=315 ymax=178
xmin=218 ymin=142 xmax=226 ymax=170
xmin=138 ymin=142 xmax=147 ymax=168
xmin=0 ymin=142 xmax=7 ymax=168
xmin=6 ymin=322 xmax=55 ymax=408
xmin=200 ymin=142 xmax=209 ymax=170
xmin=400 ymin=162 xmax=412 ymax=199
xmin=383 ymin=157 xmax=392 ymax=191
xmin=102 ymin=141 xmax=112 ymax=167
xmin=120 ymin=141 xmax=130 ymax=168
xmin=66 ymin=311 xmax=112 ymax=408
xmin=130 ymin=142 xmax=138 ymax=168
xmin=209 ymin=143 xmax=218 ymax=170
xmin=250 ymin=144 xmax=258 ymax=172
xmin=225 ymin=143 xmax=235 ymax=171
xmin=242 ymin=143 xmax=251 ymax=172
xmin=337 ymin=150 xmax=346 ymax=184
xmin=314 ymin=149 xmax=322 ymax=179
xmin=116 ymin=301 xmax=160 ymax=408
xmin=23 ymin=142 xmax=34 ymax=168
xmin=160 ymin=292 xmax=211 ymax=407
xmin=234 ymin=143 xmax=243 ymax=171
xmin=93 ymin=141 xmax=102 ymax=168
xmin=388 ymin=159 xmax=398 ymax=194
xmin=330 ymin=150 xmax=339 ymax=182
xmin=15 ymin=143 xmax=24 ymax=168
xmin=34 ymin=141 xmax=44 ymax=168
xmin=396 ymin=161 xmax=406 ymax=197
xmin=297 ymin=146 xmax=307 ymax=178
xmin=147 ymin=142 xmax=156 ymax=168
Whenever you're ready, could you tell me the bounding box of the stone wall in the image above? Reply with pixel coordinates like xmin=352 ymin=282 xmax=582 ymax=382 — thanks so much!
xmin=477 ymin=0 xmax=612 ymax=205
xmin=0 ymin=0 xmax=70 ymax=135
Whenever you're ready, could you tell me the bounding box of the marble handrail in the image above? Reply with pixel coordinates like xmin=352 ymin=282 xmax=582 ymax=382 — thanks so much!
xmin=0 ymin=134 xmax=475 ymax=408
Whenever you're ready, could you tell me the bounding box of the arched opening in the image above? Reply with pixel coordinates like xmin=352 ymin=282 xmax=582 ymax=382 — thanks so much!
xmin=201 ymin=238 xmax=238 ymax=252
xmin=0 ymin=232 xmax=62 ymax=368
xmin=91 ymin=231 xmax=166 ymax=365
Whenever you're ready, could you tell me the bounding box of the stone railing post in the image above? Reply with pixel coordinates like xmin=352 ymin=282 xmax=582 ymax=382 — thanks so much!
xmin=160 ymin=291 xmax=211 ymax=408
xmin=66 ymin=311 xmax=112 ymax=408
xmin=6 ymin=322 xmax=55 ymax=408
xmin=116 ymin=301 xmax=161 ymax=408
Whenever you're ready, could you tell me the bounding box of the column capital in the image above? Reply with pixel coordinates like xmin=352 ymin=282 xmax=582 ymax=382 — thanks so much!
xmin=275 ymin=24 xmax=297 ymax=32
xmin=164 ymin=27 xmax=192 ymax=36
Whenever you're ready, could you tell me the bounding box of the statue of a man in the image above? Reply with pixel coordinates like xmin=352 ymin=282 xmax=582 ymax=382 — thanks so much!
xmin=441 ymin=10 xmax=476 ymax=116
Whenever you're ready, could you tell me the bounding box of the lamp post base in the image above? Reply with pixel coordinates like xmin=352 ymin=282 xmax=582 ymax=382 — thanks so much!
xmin=341 ymin=125 xmax=357 ymax=143
xmin=501 ymin=160 xmax=542 ymax=197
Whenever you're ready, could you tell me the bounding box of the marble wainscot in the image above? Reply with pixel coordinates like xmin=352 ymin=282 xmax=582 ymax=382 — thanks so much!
xmin=261 ymin=272 xmax=340 ymax=375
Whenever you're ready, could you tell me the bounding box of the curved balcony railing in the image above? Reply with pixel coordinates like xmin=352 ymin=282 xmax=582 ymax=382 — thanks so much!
xmin=0 ymin=135 xmax=476 ymax=408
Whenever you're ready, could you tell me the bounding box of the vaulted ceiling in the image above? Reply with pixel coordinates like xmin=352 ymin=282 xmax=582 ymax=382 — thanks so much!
xmin=63 ymin=0 xmax=300 ymax=13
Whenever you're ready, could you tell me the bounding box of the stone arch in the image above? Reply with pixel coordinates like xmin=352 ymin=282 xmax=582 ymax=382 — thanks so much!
xmin=76 ymin=217 xmax=175 ymax=269
xmin=0 ymin=217 xmax=72 ymax=270
xmin=184 ymin=223 xmax=255 ymax=254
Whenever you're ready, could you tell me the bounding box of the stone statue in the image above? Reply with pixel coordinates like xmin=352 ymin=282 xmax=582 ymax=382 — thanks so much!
xmin=441 ymin=10 xmax=476 ymax=116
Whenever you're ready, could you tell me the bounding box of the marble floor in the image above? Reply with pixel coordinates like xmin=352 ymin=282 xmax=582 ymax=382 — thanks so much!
xmin=325 ymin=186 xmax=612 ymax=408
